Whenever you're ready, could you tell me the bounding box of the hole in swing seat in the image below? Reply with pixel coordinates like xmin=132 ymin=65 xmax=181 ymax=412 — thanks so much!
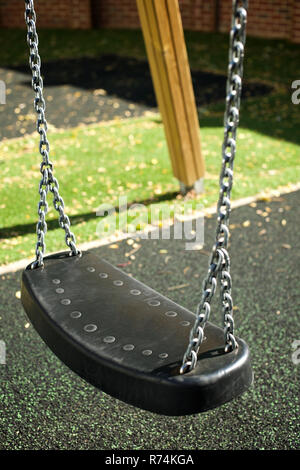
xmin=21 ymin=251 xmax=253 ymax=415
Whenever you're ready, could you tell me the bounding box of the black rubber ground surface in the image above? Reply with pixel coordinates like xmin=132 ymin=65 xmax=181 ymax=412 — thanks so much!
xmin=0 ymin=54 xmax=271 ymax=140
xmin=0 ymin=190 xmax=299 ymax=450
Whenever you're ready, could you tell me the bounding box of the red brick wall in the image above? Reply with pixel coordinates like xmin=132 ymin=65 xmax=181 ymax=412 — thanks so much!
xmin=91 ymin=0 xmax=300 ymax=43
xmin=0 ymin=0 xmax=92 ymax=29
xmin=90 ymin=0 xmax=217 ymax=31
xmin=91 ymin=0 xmax=139 ymax=28
xmin=178 ymin=0 xmax=217 ymax=32
xmin=0 ymin=0 xmax=299 ymax=43
xmin=292 ymin=0 xmax=300 ymax=43
xmin=220 ymin=0 xmax=294 ymax=40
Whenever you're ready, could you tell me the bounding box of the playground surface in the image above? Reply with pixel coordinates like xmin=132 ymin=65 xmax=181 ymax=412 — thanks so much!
xmin=0 ymin=189 xmax=299 ymax=450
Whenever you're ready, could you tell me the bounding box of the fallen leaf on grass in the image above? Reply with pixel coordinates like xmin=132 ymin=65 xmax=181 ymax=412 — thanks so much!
xmin=242 ymin=220 xmax=251 ymax=227
xmin=168 ymin=283 xmax=190 ymax=291
xmin=117 ymin=261 xmax=132 ymax=268
xmin=93 ymin=89 xmax=107 ymax=96
xmin=125 ymin=244 xmax=141 ymax=258
xmin=257 ymin=196 xmax=272 ymax=202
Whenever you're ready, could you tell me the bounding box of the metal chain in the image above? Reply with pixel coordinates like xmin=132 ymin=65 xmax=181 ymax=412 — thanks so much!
xmin=24 ymin=0 xmax=79 ymax=268
xmin=180 ymin=0 xmax=248 ymax=374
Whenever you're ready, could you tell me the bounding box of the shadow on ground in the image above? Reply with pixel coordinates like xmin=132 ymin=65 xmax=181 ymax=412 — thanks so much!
xmin=0 ymin=54 xmax=272 ymax=140
xmin=0 ymin=190 xmax=179 ymax=240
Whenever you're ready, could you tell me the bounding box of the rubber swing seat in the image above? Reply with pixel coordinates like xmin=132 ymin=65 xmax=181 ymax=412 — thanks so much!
xmin=21 ymin=251 xmax=253 ymax=415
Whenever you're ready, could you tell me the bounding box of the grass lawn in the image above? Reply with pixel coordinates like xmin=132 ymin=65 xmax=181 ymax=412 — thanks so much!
xmin=0 ymin=29 xmax=299 ymax=266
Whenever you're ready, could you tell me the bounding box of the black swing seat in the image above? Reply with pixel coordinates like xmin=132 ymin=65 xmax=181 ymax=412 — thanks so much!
xmin=21 ymin=251 xmax=253 ymax=415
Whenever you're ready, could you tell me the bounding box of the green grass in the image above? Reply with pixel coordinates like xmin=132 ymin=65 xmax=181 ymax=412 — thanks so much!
xmin=1 ymin=117 xmax=299 ymax=265
xmin=0 ymin=29 xmax=299 ymax=265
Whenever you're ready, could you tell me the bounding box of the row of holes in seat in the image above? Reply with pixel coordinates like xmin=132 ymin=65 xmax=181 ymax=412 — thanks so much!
xmin=52 ymin=270 xmax=191 ymax=325
xmin=52 ymin=276 xmax=171 ymax=360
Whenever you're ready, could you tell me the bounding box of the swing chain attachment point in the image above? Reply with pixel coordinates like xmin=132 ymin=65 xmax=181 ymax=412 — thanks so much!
xmin=180 ymin=0 xmax=248 ymax=375
xmin=24 ymin=0 xmax=79 ymax=269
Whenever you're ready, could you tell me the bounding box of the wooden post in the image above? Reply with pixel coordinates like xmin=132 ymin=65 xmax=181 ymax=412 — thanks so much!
xmin=136 ymin=0 xmax=205 ymax=191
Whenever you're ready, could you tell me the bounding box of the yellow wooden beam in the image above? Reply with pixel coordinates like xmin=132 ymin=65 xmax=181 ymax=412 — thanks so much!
xmin=136 ymin=0 xmax=204 ymax=189
xmin=137 ymin=0 xmax=185 ymax=182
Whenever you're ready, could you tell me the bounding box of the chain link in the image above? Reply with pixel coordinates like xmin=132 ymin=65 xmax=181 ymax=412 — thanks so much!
xmin=180 ymin=0 xmax=248 ymax=374
xmin=24 ymin=0 xmax=79 ymax=268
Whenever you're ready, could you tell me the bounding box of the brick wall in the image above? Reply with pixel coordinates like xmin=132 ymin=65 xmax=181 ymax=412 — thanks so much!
xmin=292 ymin=0 xmax=300 ymax=43
xmin=0 ymin=0 xmax=92 ymax=29
xmin=89 ymin=0 xmax=300 ymax=42
xmin=90 ymin=0 xmax=217 ymax=31
xmin=219 ymin=0 xmax=294 ymax=40
xmin=179 ymin=0 xmax=217 ymax=32
xmin=0 ymin=0 xmax=299 ymax=43
xmin=91 ymin=0 xmax=139 ymax=28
